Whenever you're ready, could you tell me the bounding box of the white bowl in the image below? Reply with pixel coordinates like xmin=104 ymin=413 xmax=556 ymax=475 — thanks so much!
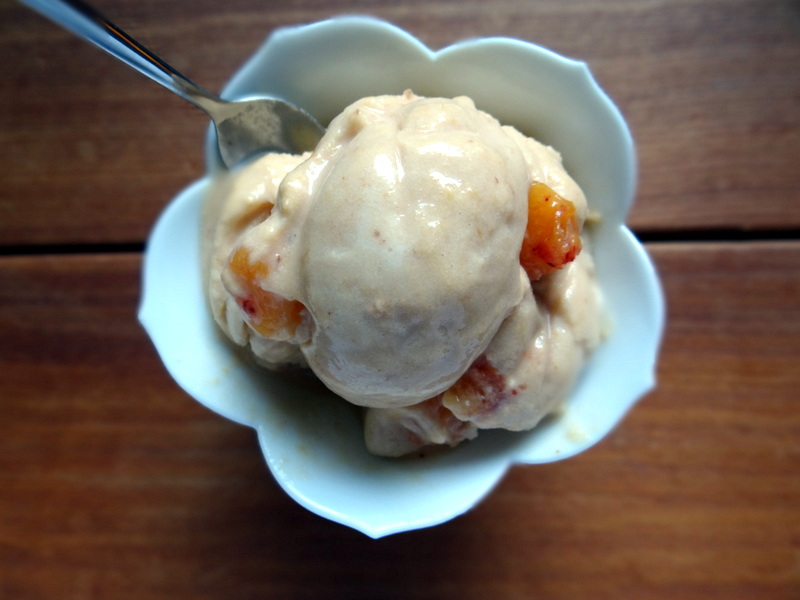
xmin=139 ymin=16 xmax=664 ymax=538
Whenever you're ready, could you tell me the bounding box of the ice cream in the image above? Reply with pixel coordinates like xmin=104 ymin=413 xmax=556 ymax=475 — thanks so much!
xmin=202 ymin=90 xmax=605 ymax=456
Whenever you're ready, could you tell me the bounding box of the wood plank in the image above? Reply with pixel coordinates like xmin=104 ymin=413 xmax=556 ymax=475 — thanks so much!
xmin=1 ymin=0 xmax=797 ymax=246
xmin=0 ymin=242 xmax=797 ymax=598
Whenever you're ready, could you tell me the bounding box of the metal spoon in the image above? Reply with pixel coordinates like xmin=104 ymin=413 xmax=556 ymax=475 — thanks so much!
xmin=20 ymin=0 xmax=325 ymax=167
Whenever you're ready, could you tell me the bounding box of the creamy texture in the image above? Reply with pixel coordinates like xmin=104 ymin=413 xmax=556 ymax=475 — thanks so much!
xmin=203 ymin=91 xmax=604 ymax=457
xmin=203 ymin=150 xmax=310 ymax=368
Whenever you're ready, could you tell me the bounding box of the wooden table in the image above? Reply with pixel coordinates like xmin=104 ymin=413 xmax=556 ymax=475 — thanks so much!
xmin=1 ymin=0 xmax=798 ymax=597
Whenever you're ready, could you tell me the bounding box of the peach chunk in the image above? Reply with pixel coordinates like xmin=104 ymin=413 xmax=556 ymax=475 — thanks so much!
xmin=227 ymin=247 xmax=306 ymax=338
xmin=520 ymin=181 xmax=582 ymax=281
xmin=442 ymin=355 xmax=513 ymax=419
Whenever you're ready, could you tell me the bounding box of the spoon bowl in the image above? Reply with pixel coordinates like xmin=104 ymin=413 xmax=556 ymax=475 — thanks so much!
xmin=204 ymin=95 xmax=326 ymax=166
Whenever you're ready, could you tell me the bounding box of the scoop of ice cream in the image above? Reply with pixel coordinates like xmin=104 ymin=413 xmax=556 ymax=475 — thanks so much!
xmin=203 ymin=90 xmax=604 ymax=456
xmin=224 ymin=92 xmax=532 ymax=408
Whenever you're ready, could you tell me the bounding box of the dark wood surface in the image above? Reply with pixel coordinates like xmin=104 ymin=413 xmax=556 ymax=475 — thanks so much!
xmin=1 ymin=0 xmax=798 ymax=598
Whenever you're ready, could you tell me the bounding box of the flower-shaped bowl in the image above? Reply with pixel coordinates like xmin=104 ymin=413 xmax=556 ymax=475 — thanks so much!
xmin=139 ymin=16 xmax=664 ymax=538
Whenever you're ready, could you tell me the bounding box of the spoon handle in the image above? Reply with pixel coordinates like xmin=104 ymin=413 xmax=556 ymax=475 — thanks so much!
xmin=20 ymin=0 xmax=221 ymax=111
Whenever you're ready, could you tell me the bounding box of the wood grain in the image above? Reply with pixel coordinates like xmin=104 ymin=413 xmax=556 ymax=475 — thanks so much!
xmin=0 ymin=244 xmax=797 ymax=599
xmin=1 ymin=0 xmax=798 ymax=596
xmin=1 ymin=0 xmax=798 ymax=246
